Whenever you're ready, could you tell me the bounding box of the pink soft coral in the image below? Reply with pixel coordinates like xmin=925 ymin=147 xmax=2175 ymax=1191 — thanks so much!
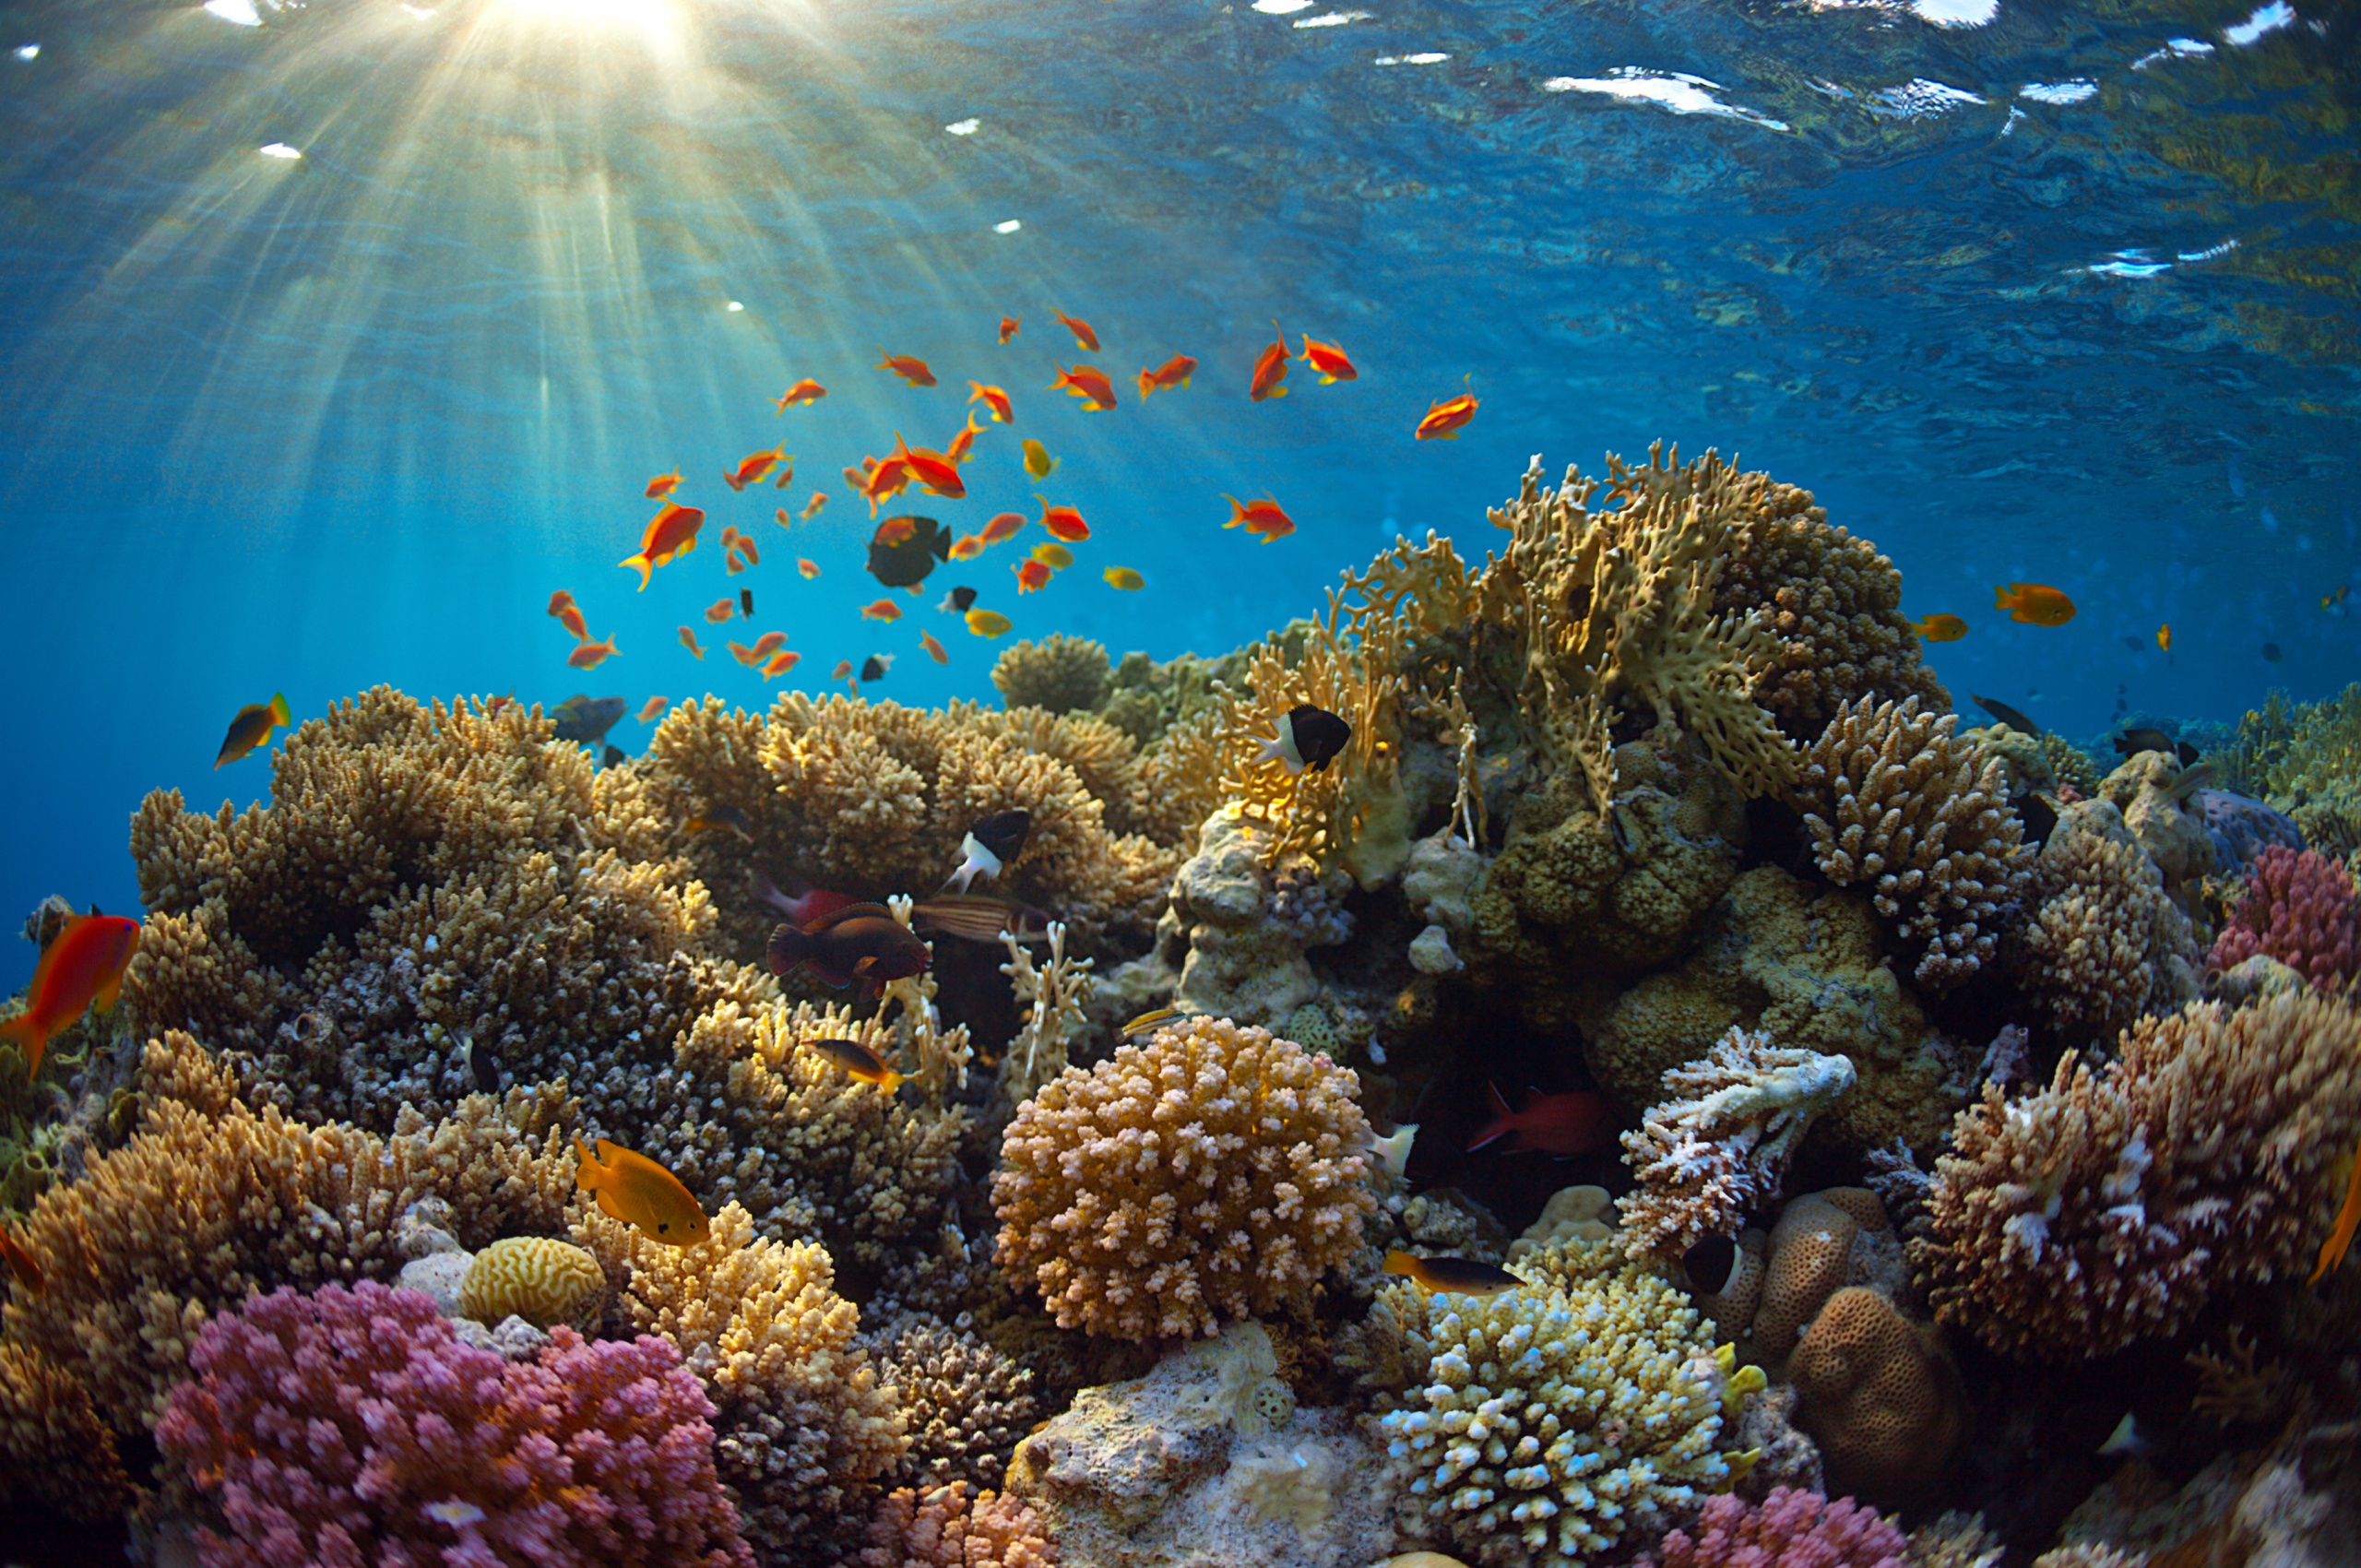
xmin=155 ymin=1281 xmax=753 ymax=1568
xmin=2209 ymin=846 xmax=2361 ymax=991
xmin=1638 ymin=1487 xmax=1909 ymax=1568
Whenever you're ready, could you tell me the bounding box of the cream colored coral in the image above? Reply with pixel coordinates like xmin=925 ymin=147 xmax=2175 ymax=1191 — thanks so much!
xmin=2011 ymin=805 xmax=2198 ymax=1048
xmin=1380 ymin=1237 xmax=1731 ymax=1567
xmin=991 ymin=633 xmax=1112 ymax=715
xmin=991 ymin=1016 xmax=1377 ymax=1340
xmin=457 ymin=1236 xmax=606 ymax=1330
xmin=1913 ymin=991 xmax=2361 ymax=1360
xmin=1618 ymin=1028 xmax=1857 ymax=1260
xmin=993 ymin=921 xmax=1096 ymax=1118
xmin=0 ymin=1342 xmax=130 ymax=1521
xmin=855 ymin=1482 xmax=1057 ymax=1568
xmin=1799 ymin=695 xmax=2032 ymax=987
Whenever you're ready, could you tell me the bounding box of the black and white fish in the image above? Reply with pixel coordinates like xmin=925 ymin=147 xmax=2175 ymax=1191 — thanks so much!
xmin=1257 ymin=704 xmax=1351 ymax=775
xmin=945 ymin=809 xmax=1031 ymax=893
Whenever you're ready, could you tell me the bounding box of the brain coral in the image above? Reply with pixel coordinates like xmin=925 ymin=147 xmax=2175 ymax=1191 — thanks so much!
xmin=458 ymin=1235 xmax=607 ymax=1330
xmin=1381 ymin=1237 xmax=1732 ymax=1568
xmin=991 ymin=1016 xmax=1377 ymax=1340
xmin=1788 ymin=1287 xmax=1963 ymax=1504
xmin=2207 ymin=845 xmax=2360 ymax=991
xmin=1913 ymin=991 xmax=2361 ymax=1360
xmin=1798 ymin=695 xmax=2032 ymax=988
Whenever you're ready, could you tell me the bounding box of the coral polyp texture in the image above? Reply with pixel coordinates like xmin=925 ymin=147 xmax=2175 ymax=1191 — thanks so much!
xmin=853 ymin=1481 xmax=1056 ymax=1568
xmin=1635 ymin=1485 xmax=1911 ymax=1568
xmin=991 ymin=1015 xmax=1377 ymax=1340
xmin=2010 ymin=802 xmax=2200 ymax=1051
xmin=1913 ymin=991 xmax=2361 ymax=1360
xmin=2207 ymin=845 xmax=2360 ymax=991
xmin=1381 ymin=1237 xmax=1732 ymax=1568
xmin=991 ymin=633 xmax=1113 ymax=716
xmin=154 ymin=1281 xmax=754 ymax=1568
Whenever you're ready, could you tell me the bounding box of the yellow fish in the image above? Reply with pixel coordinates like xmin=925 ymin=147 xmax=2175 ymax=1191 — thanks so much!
xmin=1382 ymin=1250 xmax=1523 ymax=1298
xmin=2157 ymin=623 xmax=2172 ymax=652
xmin=809 ymin=1037 xmax=907 ymax=1094
xmin=1909 ymin=613 xmax=1967 ymax=643
xmin=966 ymin=608 xmax=1014 ymax=637
xmin=1031 ymin=541 xmax=1074 ymax=569
xmin=1021 ymin=438 xmax=1058 ymax=481
xmin=575 ymin=1136 xmax=709 ymax=1246
xmin=216 ymin=692 xmax=293 ymax=768
xmin=1103 ymin=566 xmax=1145 ymax=591
xmin=2309 ymin=1129 xmax=2361 ymax=1285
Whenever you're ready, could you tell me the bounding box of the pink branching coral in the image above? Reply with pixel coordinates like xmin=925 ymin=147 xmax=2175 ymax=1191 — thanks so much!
xmin=155 ymin=1281 xmax=754 ymax=1568
xmin=2208 ymin=846 xmax=2360 ymax=991
xmin=854 ymin=1482 xmax=1056 ymax=1568
xmin=1638 ymin=1487 xmax=1909 ymax=1568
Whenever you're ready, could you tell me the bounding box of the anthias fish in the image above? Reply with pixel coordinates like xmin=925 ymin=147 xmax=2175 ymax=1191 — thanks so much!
xmin=809 ymin=1037 xmax=907 ymax=1094
xmin=1414 ymin=390 xmax=1477 ymax=440
xmin=1137 ymin=354 xmax=1196 ymax=400
xmin=1038 ymin=501 xmax=1090 ymax=542
xmin=1051 ymin=309 xmax=1099 ymax=351
xmin=621 ymin=502 xmax=703 ymax=590
xmin=1466 ymin=1082 xmax=1613 ymax=1157
xmin=1258 ymin=704 xmax=1351 ymax=775
xmin=2308 ymin=1129 xmax=2361 ymax=1285
xmin=1249 ymin=332 xmax=1290 ymax=401
xmin=921 ymin=630 xmax=949 ymax=664
xmin=575 ymin=1136 xmax=710 ymax=1246
xmin=0 ymin=1226 xmax=42 ymax=1293
xmin=551 ymin=694 xmax=626 ymax=743
xmin=877 ymin=349 xmax=936 ymax=386
xmin=773 ymin=377 xmax=826 ymax=410
xmin=1048 ymin=364 xmax=1118 ymax=411
xmin=0 ymin=910 xmax=140 ymax=1078
xmin=946 ymin=808 xmax=1031 ymax=893
xmin=1296 ymin=333 xmax=1357 ymax=383
xmin=967 ymin=381 xmax=1014 ymax=423
xmin=1020 ymin=440 xmax=1057 ymax=481
xmin=766 ymin=902 xmax=932 ymax=996
xmin=1383 ymin=1251 xmax=1523 ymax=1298
xmin=645 ymin=470 xmax=682 ymax=499
xmin=216 ymin=692 xmax=293 ymax=768
xmin=678 ymin=627 xmax=706 ymax=659
xmin=997 ymin=315 xmax=1020 ymax=344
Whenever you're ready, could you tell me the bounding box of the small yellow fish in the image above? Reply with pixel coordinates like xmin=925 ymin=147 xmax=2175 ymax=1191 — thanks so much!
xmin=2157 ymin=623 xmax=2172 ymax=652
xmin=1910 ymin=613 xmax=1967 ymax=643
xmin=808 ymin=1037 xmax=906 ymax=1094
xmin=967 ymin=608 xmax=1014 ymax=637
xmin=2309 ymin=1129 xmax=2361 ymax=1285
xmin=575 ymin=1136 xmax=710 ymax=1247
xmin=1121 ymin=1005 xmax=1181 ymax=1039
xmin=1382 ymin=1250 xmax=1523 ymax=1298
xmin=216 ymin=692 xmax=293 ymax=768
xmin=1103 ymin=566 xmax=1145 ymax=591
xmin=1021 ymin=438 xmax=1058 ymax=481
xmin=1031 ymin=541 xmax=1074 ymax=569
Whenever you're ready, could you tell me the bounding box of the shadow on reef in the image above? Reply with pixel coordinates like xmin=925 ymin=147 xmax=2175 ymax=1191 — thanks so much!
xmin=3 ymin=445 xmax=2359 ymax=1568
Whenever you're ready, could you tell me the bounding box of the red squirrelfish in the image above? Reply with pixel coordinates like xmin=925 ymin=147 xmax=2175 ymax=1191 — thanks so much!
xmin=0 ymin=911 xmax=141 ymax=1078
xmin=1465 ymin=1083 xmax=1613 ymax=1157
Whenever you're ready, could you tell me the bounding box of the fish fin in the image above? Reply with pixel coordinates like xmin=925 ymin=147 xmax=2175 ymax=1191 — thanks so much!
xmin=0 ymin=1015 xmax=46 ymax=1080
xmin=620 ymin=552 xmax=653 ymax=590
xmin=1465 ymin=1082 xmax=1516 ymax=1152
xmin=268 ymin=693 xmax=292 ymax=727
xmin=93 ymin=970 xmax=125 ymax=1015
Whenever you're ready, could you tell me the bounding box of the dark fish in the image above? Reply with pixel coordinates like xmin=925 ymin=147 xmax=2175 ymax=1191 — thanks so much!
xmin=2019 ymin=792 xmax=2059 ymax=847
xmin=860 ymin=655 xmax=889 ymax=683
xmin=867 ymin=515 xmax=953 ymax=590
xmin=464 ymin=1037 xmax=502 ymax=1096
xmin=2119 ymin=636 xmax=2145 ymax=654
xmin=938 ymin=585 xmax=978 ymax=614
xmin=2167 ymin=761 xmax=2220 ymax=803
xmin=552 ymin=694 xmax=627 ymax=743
xmin=2115 ymin=727 xmax=2176 ymax=757
xmin=1258 ymin=703 xmax=1352 ymax=775
xmin=2177 ymin=741 xmax=2201 ymax=767
xmin=1682 ymin=1235 xmax=1738 ymax=1297
xmin=946 ymin=809 xmax=1031 ymax=893
xmin=912 ymin=893 xmax=1052 ymax=944
xmin=1382 ymin=1250 xmax=1523 ymax=1298
xmin=684 ymin=803 xmax=754 ymax=842
xmin=602 ymin=744 xmax=626 ymax=768
xmin=2262 ymin=642 xmax=2283 ymax=663
xmin=808 ymin=1037 xmax=905 ymax=1092
xmin=740 ymin=588 xmax=754 ymax=619
xmin=215 ymin=692 xmax=293 ymax=769
xmin=766 ymin=902 xmax=932 ymax=996
xmin=1970 ymin=694 xmax=2043 ymax=737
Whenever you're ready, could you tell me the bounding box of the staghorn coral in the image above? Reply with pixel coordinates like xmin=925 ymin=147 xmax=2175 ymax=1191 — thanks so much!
xmin=1788 ymin=1287 xmax=1964 ymax=1505
xmin=1798 ymin=696 xmax=2033 ymax=988
xmin=1618 ymin=1028 xmax=1857 ymax=1261
xmin=608 ymin=1200 xmax=907 ymax=1562
xmin=1636 ymin=1485 xmax=1911 ymax=1568
xmin=1908 ymin=1512 xmax=2004 ymax=1568
xmin=155 ymin=1282 xmax=753 ymax=1568
xmin=2208 ymin=846 xmax=2360 ymax=991
xmin=855 ymin=1481 xmax=1056 ymax=1568
xmin=864 ymin=1315 xmax=1041 ymax=1492
xmin=1913 ymin=991 xmax=2361 ymax=1360
xmin=992 ymin=921 xmax=1096 ymax=1123
xmin=992 ymin=633 xmax=1112 ymax=715
xmin=457 ymin=1235 xmax=607 ymax=1331
xmin=991 ymin=1016 xmax=1376 ymax=1341
xmin=2010 ymin=802 xmax=2201 ymax=1050
xmin=1381 ymin=1236 xmax=1733 ymax=1568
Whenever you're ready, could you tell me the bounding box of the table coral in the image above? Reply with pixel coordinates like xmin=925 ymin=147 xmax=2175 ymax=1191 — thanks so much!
xmin=1618 ymin=1028 xmax=1858 ymax=1261
xmin=1787 ymin=1287 xmax=1963 ymax=1504
xmin=155 ymin=1281 xmax=753 ymax=1568
xmin=1635 ymin=1486 xmax=1911 ymax=1568
xmin=2207 ymin=846 xmax=2360 ymax=991
xmin=992 ymin=633 xmax=1112 ymax=715
xmin=2010 ymin=802 xmax=2201 ymax=1051
xmin=1798 ymin=695 xmax=2032 ymax=988
xmin=991 ymin=1015 xmax=1376 ymax=1340
xmin=1380 ymin=1236 xmax=1733 ymax=1568
xmin=1913 ymin=991 xmax=2361 ymax=1360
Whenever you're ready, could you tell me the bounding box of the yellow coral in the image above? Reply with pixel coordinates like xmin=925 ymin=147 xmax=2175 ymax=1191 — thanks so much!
xmin=991 ymin=633 xmax=1112 ymax=714
xmin=457 ymin=1236 xmax=606 ymax=1330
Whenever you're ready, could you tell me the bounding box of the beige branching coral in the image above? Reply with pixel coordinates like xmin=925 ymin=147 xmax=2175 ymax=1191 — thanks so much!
xmin=864 ymin=1315 xmax=1042 ymax=1492
xmin=2009 ymin=804 xmax=2200 ymax=1050
xmin=992 ymin=921 xmax=1095 ymax=1120
xmin=1912 ymin=991 xmax=2361 ymax=1360
xmin=991 ymin=633 xmax=1112 ymax=715
xmin=991 ymin=1016 xmax=1377 ymax=1340
xmin=1799 ymin=695 xmax=2033 ymax=987
xmin=855 ymin=1481 xmax=1056 ymax=1568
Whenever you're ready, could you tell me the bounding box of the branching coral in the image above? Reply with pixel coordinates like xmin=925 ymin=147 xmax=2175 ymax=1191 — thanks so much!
xmin=2011 ymin=803 xmax=2201 ymax=1050
xmin=1798 ymin=696 xmax=2032 ymax=987
xmin=1912 ymin=991 xmax=2361 ymax=1360
xmin=1636 ymin=1486 xmax=1911 ymax=1568
xmin=992 ymin=921 xmax=1096 ymax=1120
xmin=1618 ymin=1027 xmax=1857 ymax=1260
xmin=855 ymin=1482 xmax=1056 ymax=1568
xmin=992 ymin=634 xmax=1112 ymax=715
xmin=864 ymin=1315 xmax=1041 ymax=1492
xmin=2208 ymin=846 xmax=2360 ymax=990
xmin=991 ymin=1016 xmax=1376 ymax=1340
xmin=155 ymin=1281 xmax=753 ymax=1568
xmin=1381 ymin=1237 xmax=1733 ymax=1567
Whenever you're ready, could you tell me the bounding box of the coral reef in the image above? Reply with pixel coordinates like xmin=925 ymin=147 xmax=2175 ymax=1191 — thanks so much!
xmin=2208 ymin=846 xmax=2360 ymax=991
xmin=154 ymin=1281 xmax=753 ymax=1567
xmin=992 ymin=633 xmax=1113 ymax=715
xmin=2094 ymin=753 xmax=2217 ymax=911
xmin=2194 ymin=788 xmax=2306 ymax=874
xmin=2010 ymin=801 xmax=2201 ymax=1051
xmin=1788 ymin=1287 xmax=1964 ymax=1504
xmin=855 ymin=1482 xmax=1056 ymax=1568
xmin=1738 ymin=1189 xmax=1909 ymax=1365
xmin=992 ymin=1016 xmax=1375 ymax=1339
xmin=1968 ymin=723 xmax=2099 ymax=803
xmin=1797 ymin=696 xmax=2032 ymax=988
xmin=458 ymin=1235 xmax=608 ymax=1331
xmin=865 ymin=1314 xmax=1041 ymax=1492
xmin=1635 ymin=1486 xmax=1911 ymax=1568
xmin=1913 ymin=991 xmax=2361 ymax=1360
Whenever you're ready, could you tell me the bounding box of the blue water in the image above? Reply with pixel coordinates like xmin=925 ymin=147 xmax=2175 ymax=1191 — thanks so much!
xmin=2 ymin=0 xmax=2355 ymax=989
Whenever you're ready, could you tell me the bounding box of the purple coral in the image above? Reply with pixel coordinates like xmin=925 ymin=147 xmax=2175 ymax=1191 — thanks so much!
xmin=155 ymin=1281 xmax=753 ymax=1568
xmin=2208 ymin=846 xmax=2361 ymax=991
xmin=1638 ymin=1487 xmax=1909 ymax=1568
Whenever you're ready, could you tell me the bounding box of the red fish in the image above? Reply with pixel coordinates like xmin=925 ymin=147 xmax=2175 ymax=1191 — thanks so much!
xmin=645 ymin=471 xmax=682 ymax=499
xmin=568 ymin=634 xmax=619 ymax=670
xmin=1223 ymin=494 xmax=1293 ymax=543
xmin=775 ymin=507 xmax=792 ymax=528
xmin=547 ymin=588 xmax=575 ymax=615
xmin=1466 ymin=1083 xmax=1613 ymax=1157
xmin=733 ymin=535 xmax=762 ymax=568
xmin=765 ymin=901 xmax=931 ymax=999
xmin=833 ymin=659 xmax=855 ymax=682
xmin=1014 ymin=559 xmax=1052 ymax=594
xmin=860 ymin=454 xmax=913 ymax=515
xmin=947 ymin=412 xmax=984 ymax=464
xmin=875 ymin=517 xmax=918 ymax=546
xmin=948 ymin=534 xmax=984 ymax=561
xmin=1049 ymin=364 xmax=1118 ymax=411
xmin=773 ymin=378 xmax=826 ymax=411
xmin=748 ymin=631 xmax=788 ymax=659
xmin=635 ymin=695 xmax=668 ymax=723
xmin=728 ymin=640 xmax=757 ymax=665
xmin=705 ymin=599 xmax=737 ymax=624
xmin=1297 ymin=333 xmax=1357 ymax=384
xmin=0 ymin=911 xmax=140 ymax=1078
xmin=800 ymin=492 xmax=827 ymax=519
xmin=678 ymin=626 xmax=706 ymax=659
xmin=772 ymin=459 xmax=796 ymax=490
xmin=967 ymin=382 xmax=1014 ymax=423
xmin=0 ymin=1224 xmax=41 ymax=1291
xmin=552 ymin=599 xmax=589 ymax=641
xmin=877 ymin=349 xmax=936 ymax=387
xmin=861 ymin=599 xmax=904 ymax=622
xmin=1051 ymin=309 xmax=1099 ymax=351
xmin=920 ymin=630 xmax=949 ymax=664
xmin=725 ymin=445 xmax=789 ymax=493
xmin=979 ymin=511 xmax=1026 ymax=546
xmin=1137 ymin=354 xmax=1196 ymax=400
xmin=798 ymin=558 xmax=821 ymax=578
xmin=762 ymin=648 xmax=801 ymax=680
xmin=1250 ymin=331 xmax=1290 ymax=401
xmin=1415 ymin=390 xmax=1478 ymax=441
xmin=1038 ymin=498 xmax=1090 ymax=542
xmin=998 ymin=315 xmax=1020 ymax=345
xmin=894 ymin=433 xmax=965 ymax=499
xmin=621 ymin=502 xmax=704 ymax=589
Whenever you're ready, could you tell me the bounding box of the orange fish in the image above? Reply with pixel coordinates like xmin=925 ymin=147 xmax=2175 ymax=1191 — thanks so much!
xmin=1415 ymin=391 xmax=1477 ymax=440
xmin=875 ymin=516 xmax=918 ymax=546
xmin=748 ymin=631 xmax=788 ymax=659
xmin=860 ymin=455 xmax=913 ymax=514
xmin=725 ymin=445 xmax=789 ymax=493
xmin=1246 ymin=512 xmax=1295 ymax=543
xmin=733 ymin=535 xmax=762 ymax=568
xmin=568 ymin=634 xmax=619 ymax=670
xmin=862 ymin=599 xmax=904 ymax=622
xmin=1911 ymin=613 xmax=1968 ymax=643
xmin=2157 ymin=624 xmax=2172 ymax=652
xmin=1049 ymin=363 xmax=1118 ymax=411
xmin=1249 ymin=332 xmax=1290 ymax=401
xmin=772 ymin=460 xmax=796 ymax=490
xmin=762 ymin=648 xmax=801 ymax=680
xmin=801 ymin=492 xmax=827 ymax=519
xmin=547 ymin=588 xmax=575 ymax=615
xmin=636 ymin=695 xmax=668 ymax=723
xmin=947 ymin=412 xmax=984 ymax=464
xmin=0 ymin=1225 xmax=41 ymax=1292
xmin=1051 ymin=309 xmax=1099 ymax=352
xmin=833 ymin=659 xmax=855 ymax=681
xmin=893 ymin=433 xmax=965 ymax=499
xmin=2308 ymin=1129 xmax=2361 ymax=1285
xmin=775 ymin=507 xmax=792 ymax=528
xmin=728 ymin=640 xmax=757 ymax=665
xmin=1038 ymin=498 xmax=1090 ymax=542
xmin=1224 ymin=494 xmax=1293 ymax=537
xmin=773 ymin=378 xmax=826 ymax=412
xmin=705 ymin=600 xmax=737 ymax=624
xmin=1014 ymin=559 xmax=1053 ymax=594
xmin=877 ymin=349 xmax=936 ymax=387
xmin=1994 ymin=583 xmax=2076 ymax=626
xmin=949 ymin=535 xmax=984 ymax=561
xmin=979 ymin=511 xmax=1026 ymax=546
xmin=967 ymin=382 xmax=1014 ymax=423
xmin=724 ymin=554 xmax=745 ymax=576
xmin=0 ymin=910 xmax=140 ymax=1078
xmin=1137 ymin=354 xmax=1196 ymax=400
xmin=551 ymin=598 xmax=589 ymax=640
xmin=798 ymin=558 xmax=821 ymax=578
xmin=997 ymin=315 xmax=1020 ymax=345
xmin=621 ymin=501 xmax=704 ymax=589
xmin=1297 ymin=333 xmax=1357 ymax=384
xmin=645 ymin=471 xmax=682 ymax=499
xmin=678 ymin=626 xmax=706 ymax=659
xmin=920 ymin=630 xmax=949 ymax=664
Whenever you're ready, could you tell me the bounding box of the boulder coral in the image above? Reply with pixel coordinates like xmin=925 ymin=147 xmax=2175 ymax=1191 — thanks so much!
xmin=1787 ymin=1286 xmax=1964 ymax=1504
xmin=2009 ymin=801 xmax=2201 ymax=1051
xmin=991 ymin=632 xmax=1113 ymax=715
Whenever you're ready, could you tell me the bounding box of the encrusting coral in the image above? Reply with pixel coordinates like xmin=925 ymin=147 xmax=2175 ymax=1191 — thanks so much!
xmin=1913 ymin=990 xmax=2361 ymax=1360
xmin=1797 ymin=695 xmax=2033 ymax=988
xmin=2207 ymin=845 xmax=2360 ymax=990
xmin=992 ymin=633 xmax=1113 ymax=715
xmin=1635 ymin=1485 xmax=1911 ymax=1568
xmin=991 ymin=1015 xmax=1376 ymax=1340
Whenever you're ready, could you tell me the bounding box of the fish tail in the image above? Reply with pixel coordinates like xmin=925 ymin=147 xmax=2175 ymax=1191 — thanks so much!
xmin=1993 ymin=585 xmax=2010 ymax=608
xmin=1465 ymin=1082 xmax=1516 ymax=1153
xmin=1382 ymin=1249 xmax=1416 ymax=1279
xmin=0 ymin=1014 xmax=48 ymax=1079
xmin=765 ymin=922 xmax=812 ymax=977
xmin=620 ymin=552 xmax=653 ymax=590
xmin=267 ymin=692 xmax=292 ymax=727
xmin=573 ymin=1135 xmax=602 ymax=1191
